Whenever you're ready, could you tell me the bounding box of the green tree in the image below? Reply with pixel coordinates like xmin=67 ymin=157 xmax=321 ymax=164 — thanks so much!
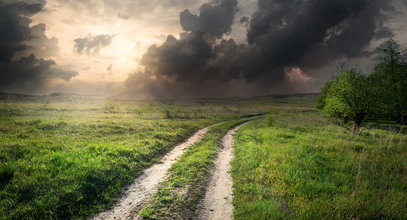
xmin=373 ymin=36 xmax=407 ymax=124
xmin=318 ymin=67 xmax=376 ymax=134
xmin=316 ymin=80 xmax=333 ymax=110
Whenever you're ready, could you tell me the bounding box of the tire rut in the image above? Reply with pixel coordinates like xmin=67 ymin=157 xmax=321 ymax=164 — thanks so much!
xmin=196 ymin=122 xmax=249 ymax=220
xmin=92 ymin=126 xmax=210 ymax=220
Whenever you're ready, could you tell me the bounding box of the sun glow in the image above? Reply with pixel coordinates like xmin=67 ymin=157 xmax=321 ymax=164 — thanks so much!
xmin=28 ymin=1 xmax=181 ymax=93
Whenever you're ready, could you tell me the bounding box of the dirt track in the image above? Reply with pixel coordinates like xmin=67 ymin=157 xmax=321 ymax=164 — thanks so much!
xmin=196 ymin=122 xmax=248 ymax=220
xmin=93 ymin=127 xmax=210 ymax=220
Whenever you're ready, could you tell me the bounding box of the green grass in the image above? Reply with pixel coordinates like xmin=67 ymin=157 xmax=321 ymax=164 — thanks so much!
xmin=232 ymin=111 xmax=407 ymax=219
xmin=0 ymin=94 xmax=272 ymax=219
xmin=139 ymin=119 xmax=251 ymax=219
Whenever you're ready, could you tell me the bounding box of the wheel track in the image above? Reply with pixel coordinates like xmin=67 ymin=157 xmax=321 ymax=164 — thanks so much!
xmin=92 ymin=126 xmax=210 ymax=220
xmin=196 ymin=122 xmax=249 ymax=220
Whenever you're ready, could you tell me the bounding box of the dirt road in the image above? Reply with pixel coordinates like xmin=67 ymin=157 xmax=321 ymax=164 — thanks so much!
xmin=93 ymin=126 xmax=210 ymax=220
xmin=196 ymin=122 xmax=249 ymax=220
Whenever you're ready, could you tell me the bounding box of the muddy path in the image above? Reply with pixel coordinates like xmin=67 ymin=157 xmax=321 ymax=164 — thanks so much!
xmin=93 ymin=126 xmax=210 ymax=220
xmin=196 ymin=122 xmax=249 ymax=220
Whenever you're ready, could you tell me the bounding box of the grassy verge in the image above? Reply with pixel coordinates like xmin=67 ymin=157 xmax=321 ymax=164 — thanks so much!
xmin=139 ymin=119 xmax=250 ymax=219
xmin=0 ymin=117 xmax=207 ymax=219
xmin=232 ymin=111 xmax=406 ymax=219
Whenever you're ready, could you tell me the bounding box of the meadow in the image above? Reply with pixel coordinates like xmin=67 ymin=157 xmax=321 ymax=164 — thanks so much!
xmin=232 ymin=109 xmax=406 ymax=219
xmin=0 ymin=93 xmax=405 ymax=219
xmin=0 ymin=93 xmax=269 ymax=219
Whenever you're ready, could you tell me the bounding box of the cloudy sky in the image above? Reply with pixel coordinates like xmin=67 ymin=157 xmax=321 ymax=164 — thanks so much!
xmin=1 ymin=0 xmax=406 ymax=97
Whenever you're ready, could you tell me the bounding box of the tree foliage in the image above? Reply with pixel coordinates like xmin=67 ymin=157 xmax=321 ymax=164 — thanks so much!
xmin=318 ymin=36 xmax=407 ymax=134
xmin=372 ymin=37 xmax=407 ymax=123
xmin=318 ymin=67 xmax=375 ymax=133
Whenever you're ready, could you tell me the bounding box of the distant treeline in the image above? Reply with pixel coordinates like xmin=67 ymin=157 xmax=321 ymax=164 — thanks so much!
xmin=317 ymin=36 xmax=407 ymax=133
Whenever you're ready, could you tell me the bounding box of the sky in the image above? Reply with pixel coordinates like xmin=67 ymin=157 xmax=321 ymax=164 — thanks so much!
xmin=0 ymin=0 xmax=406 ymax=97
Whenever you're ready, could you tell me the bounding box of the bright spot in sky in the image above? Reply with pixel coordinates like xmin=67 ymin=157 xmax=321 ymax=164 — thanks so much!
xmin=284 ymin=67 xmax=313 ymax=90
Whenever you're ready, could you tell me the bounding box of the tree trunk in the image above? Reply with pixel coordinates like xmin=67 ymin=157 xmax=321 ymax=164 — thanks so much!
xmin=352 ymin=121 xmax=361 ymax=134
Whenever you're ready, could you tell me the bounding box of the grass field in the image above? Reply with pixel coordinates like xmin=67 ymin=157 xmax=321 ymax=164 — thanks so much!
xmin=0 ymin=93 xmax=269 ymax=219
xmin=1 ymin=93 xmax=405 ymax=219
xmin=232 ymin=110 xmax=407 ymax=219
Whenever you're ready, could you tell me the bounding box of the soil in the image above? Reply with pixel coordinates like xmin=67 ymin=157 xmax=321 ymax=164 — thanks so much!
xmin=196 ymin=122 xmax=249 ymax=220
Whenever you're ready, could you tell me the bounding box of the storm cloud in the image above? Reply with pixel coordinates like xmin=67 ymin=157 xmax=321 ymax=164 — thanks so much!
xmin=0 ymin=0 xmax=405 ymax=96
xmin=126 ymin=0 xmax=240 ymax=97
xmin=125 ymin=0 xmax=400 ymax=97
xmin=0 ymin=0 xmax=77 ymax=93
xmin=73 ymin=34 xmax=115 ymax=55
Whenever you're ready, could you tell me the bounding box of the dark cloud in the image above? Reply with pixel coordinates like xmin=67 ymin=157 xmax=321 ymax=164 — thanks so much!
xmin=0 ymin=1 xmax=43 ymax=62
xmin=374 ymin=26 xmax=393 ymax=40
xmin=180 ymin=0 xmax=237 ymax=39
xmin=28 ymin=23 xmax=60 ymax=58
xmin=246 ymin=0 xmax=394 ymax=69
xmin=125 ymin=0 xmax=240 ymax=97
xmin=135 ymin=0 xmax=238 ymax=83
xmin=125 ymin=0 xmax=399 ymax=97
xmin=73 ymin=34 xmax=115 ymax=55
xmin=0 ymin=0 xmax=77 ymax=93
xmin=239 ymin=16 xmax=249 ymax=25
xmin=0 ymin=55 xmax=77 ymax=90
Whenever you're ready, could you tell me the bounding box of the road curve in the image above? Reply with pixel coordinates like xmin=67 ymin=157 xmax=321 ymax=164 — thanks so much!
xmin=93 ymin=126 xmax=210 ymax=220
xmin=197 ymin=122 xmax=249 ymax=220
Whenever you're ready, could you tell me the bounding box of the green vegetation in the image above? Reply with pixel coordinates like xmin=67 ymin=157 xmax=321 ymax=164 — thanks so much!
xmin=318 ymin=37 xmax=407 ymax=132
xmin=232 ymin=110 xmax=406 ymax=219
xmin=372 ymin=37 xmax=407 ymax=124
xmin=2 ymin=91 xmax=403 ymax=219
xmin=0 ymin=94 xmax=269 ymax=219
xmin=231 ymin=38 xmax=406 ymax=219
xmin=139 ymin=119 xmax=251 ymax=219
xmin=318 ymin=67 xmax=376 ymax=133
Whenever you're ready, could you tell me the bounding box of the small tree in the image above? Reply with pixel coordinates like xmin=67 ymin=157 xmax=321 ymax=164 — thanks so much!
xmin=318 ymin=67 xmax=376 ymax=134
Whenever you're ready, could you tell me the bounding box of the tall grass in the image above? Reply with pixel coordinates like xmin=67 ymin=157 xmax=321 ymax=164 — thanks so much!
xmin=232 ymin=111 xmax=406 ymax=219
